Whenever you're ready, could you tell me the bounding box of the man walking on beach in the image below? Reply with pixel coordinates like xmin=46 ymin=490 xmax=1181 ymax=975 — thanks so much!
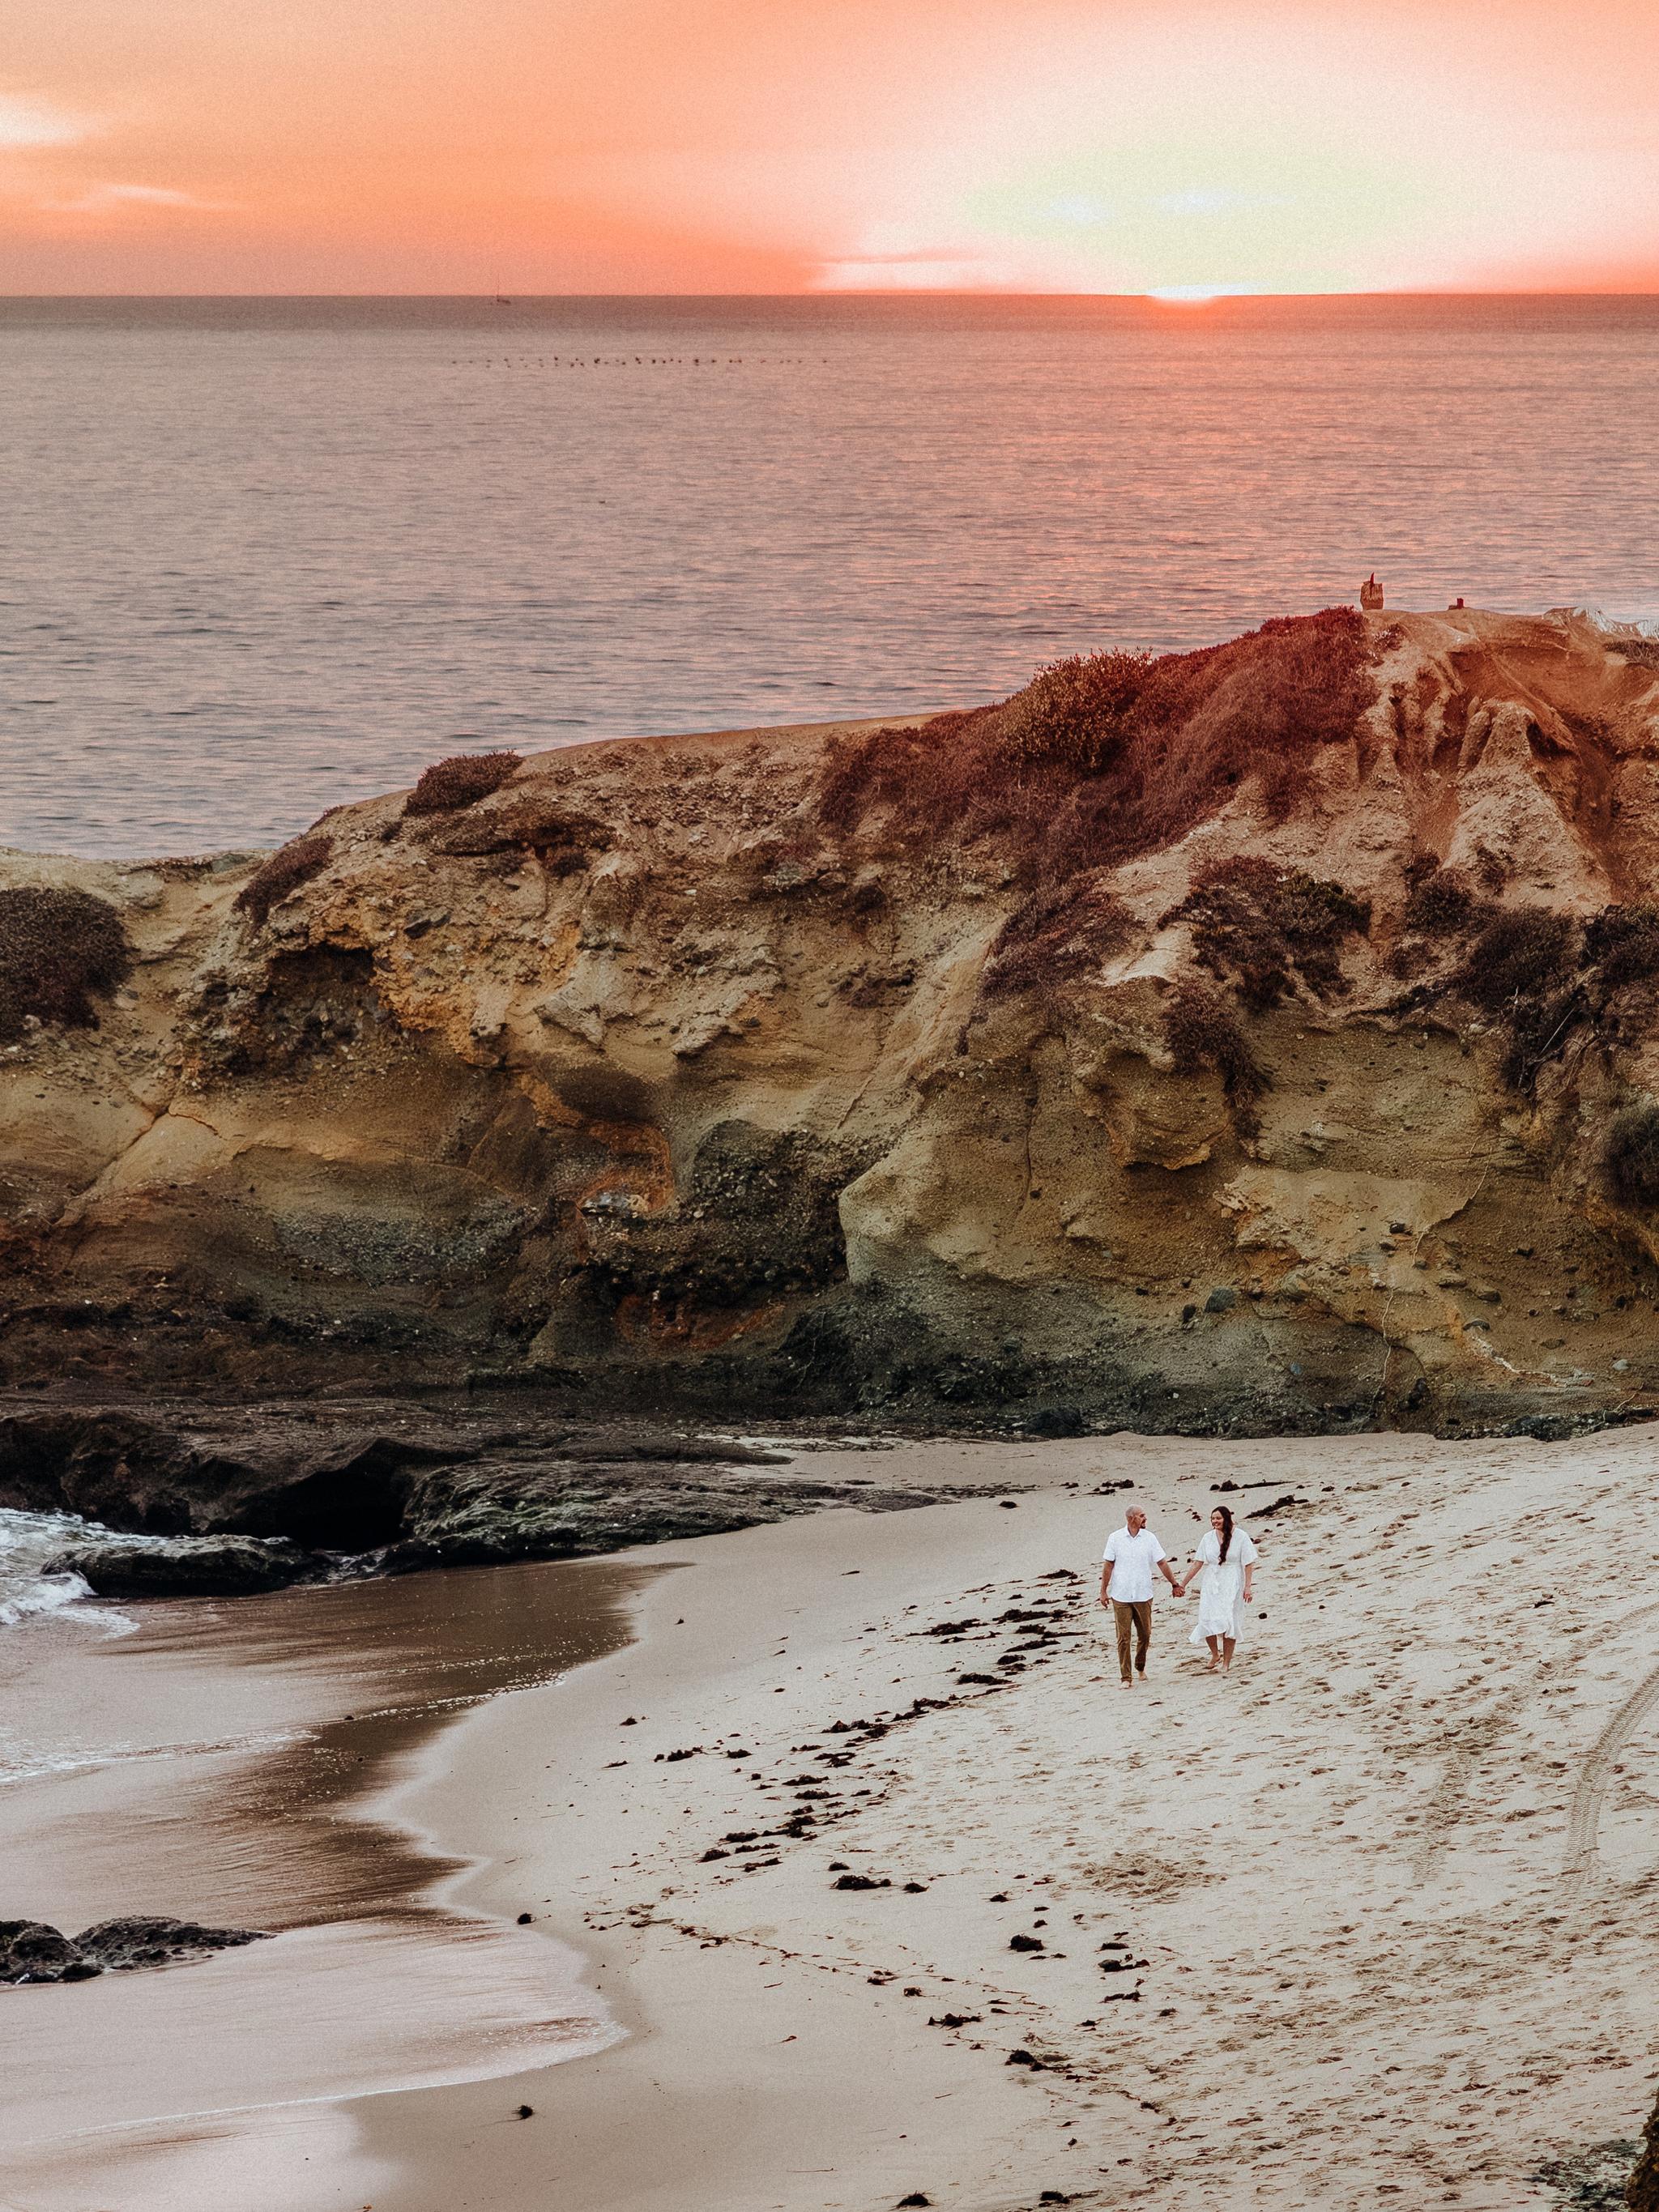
xmin=1098 ymin=1504 xmax=1182 ymax=1686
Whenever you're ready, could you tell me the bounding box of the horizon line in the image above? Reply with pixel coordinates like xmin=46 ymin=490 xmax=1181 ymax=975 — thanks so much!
xmin=4 ymin=286 xmax=1659 ymax=303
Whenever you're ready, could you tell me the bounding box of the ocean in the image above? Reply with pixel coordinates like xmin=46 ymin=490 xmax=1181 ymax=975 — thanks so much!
xmin=2 ymin=292 xmax=1658 ymax=860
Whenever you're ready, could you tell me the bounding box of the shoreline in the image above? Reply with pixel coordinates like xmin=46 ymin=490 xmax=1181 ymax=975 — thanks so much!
xmin=0 ymin=1554 xmax=655 ymax=2208
xmin=8 ymin=1426 xmax=1659 ymax=2206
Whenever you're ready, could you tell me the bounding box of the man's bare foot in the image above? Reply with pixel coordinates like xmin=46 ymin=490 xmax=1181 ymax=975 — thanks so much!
xmin=1205 ymin=1656 xmax=1220 ymax=1673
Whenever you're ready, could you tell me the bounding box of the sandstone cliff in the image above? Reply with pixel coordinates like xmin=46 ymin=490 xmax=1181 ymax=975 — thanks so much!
xmin=6 ymin=604 xmax=1659 ymax=1437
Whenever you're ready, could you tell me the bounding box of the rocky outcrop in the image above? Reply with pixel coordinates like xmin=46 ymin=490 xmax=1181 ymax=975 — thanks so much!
xmin=1629 ymin=2105 xmax=1659 ymax=2210
xmin=3 ymin=1398 xmax=957 ymax=1574
xmin=48 ymin=1532 xmax=318 ymax=1598
xmin=6 ymin=605 xmax=1659 ymax=1435
xmin=0 ymin=1916 xmax=267 ymax=1984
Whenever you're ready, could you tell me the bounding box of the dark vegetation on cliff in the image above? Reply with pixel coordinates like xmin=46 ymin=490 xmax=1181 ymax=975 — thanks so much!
xmin=1606 ymin=1107 xmax=1659 ymax=1211
xmin=0 ymin=887 xmax=130 ymax=1042
xmin=1163 ymin=856 xmax=1372 ymax=1012
xmin=823 ymin=608 xmax=1380 ymax=1075
xmin=821 ymin=607 xmax=1379 ymax=885
xmin=981 ymin=880 xmax=1135 ymax=1000
xmin=1391 ymin=867 xmax=1659 ymax=1104
xmin=1162 ymin=980 xmax=1267 ymax=1137
xmin=403 ymin=750 xmax=522 ymax=816
xmin=234 ymin=835 xmax=333 ymax=929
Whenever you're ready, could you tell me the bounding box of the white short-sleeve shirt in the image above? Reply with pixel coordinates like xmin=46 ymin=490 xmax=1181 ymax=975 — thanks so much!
xmin=1102 ymin=1526 xmax=1167 ymax=1603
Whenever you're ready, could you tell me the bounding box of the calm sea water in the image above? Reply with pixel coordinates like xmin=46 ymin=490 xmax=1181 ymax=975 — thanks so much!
xmin=2 ymin=294 xmax=1657 ymax=859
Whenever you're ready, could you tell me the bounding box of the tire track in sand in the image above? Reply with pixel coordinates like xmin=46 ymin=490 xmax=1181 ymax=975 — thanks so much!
xmin=1564 ymin=1649 xmax=1659 ymax=1891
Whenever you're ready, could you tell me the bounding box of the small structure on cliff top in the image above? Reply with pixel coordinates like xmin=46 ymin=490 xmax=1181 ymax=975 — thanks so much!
xmin=1359 ymin=573 xmax=1384 ymax=610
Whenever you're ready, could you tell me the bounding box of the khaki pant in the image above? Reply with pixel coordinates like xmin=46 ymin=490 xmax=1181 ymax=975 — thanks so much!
xmin=1111 ymin=1598 xmax=1152 ymax=1681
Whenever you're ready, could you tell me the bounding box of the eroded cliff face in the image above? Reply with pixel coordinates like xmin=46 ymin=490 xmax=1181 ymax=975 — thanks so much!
xmin=6 ymin=606 xmax=1659 ymax=1435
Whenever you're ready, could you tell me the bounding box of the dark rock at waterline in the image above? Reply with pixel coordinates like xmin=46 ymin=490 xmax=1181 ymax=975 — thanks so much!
xmin=47 ymin=1534 xmax=319 ymax=1599
xmin=0 ymin=1399 xmax=961 ymax=1587
xmin=0 ymin=1403 xmax=461 ymax=1545
xmin=0 ymin=1921 xmax=83 ymax=1984
xmin=0 ymin=1914 xmax=268 ymax=1984
xmin=386 ymin=1448 xmax=949 ymax=1573
xmin=78 ymin=1916 xmax=268 ymax=1971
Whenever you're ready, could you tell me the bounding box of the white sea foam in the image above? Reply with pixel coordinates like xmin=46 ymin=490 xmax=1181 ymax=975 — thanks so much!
xmin=0 ymin=1507 xmax=190 ymax=1631
xmin=1549 ymin=604 xmax=1659 ymax=639
xmin=0 ymin=1568 xmax=96 ymax=1628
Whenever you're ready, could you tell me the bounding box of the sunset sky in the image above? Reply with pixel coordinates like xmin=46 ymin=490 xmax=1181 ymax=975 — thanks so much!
xmin=5 ymin=0 xmax=1659 ymax=294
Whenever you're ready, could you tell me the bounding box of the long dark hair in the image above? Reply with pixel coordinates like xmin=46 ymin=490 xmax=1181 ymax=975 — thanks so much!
xmin=1215 ymin=1504 xmax=1234 ymax=1563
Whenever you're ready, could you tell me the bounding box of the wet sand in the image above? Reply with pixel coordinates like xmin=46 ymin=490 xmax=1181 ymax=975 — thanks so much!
xmin=0 ymin=1553 xmax=655 ymax=2206
xmin=9 ymin=1426 xmax=1659 ymax=2209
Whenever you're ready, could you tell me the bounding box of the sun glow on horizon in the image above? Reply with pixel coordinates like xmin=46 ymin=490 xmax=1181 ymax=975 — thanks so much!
xmin=4 ymin=0 xmax=1659 ymax=292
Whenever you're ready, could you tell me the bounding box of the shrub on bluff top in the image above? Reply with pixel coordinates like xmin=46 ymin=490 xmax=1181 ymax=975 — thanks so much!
xmin=0 ymin=885 xmax=132 ymax=1042
xmin=1605 ymin=1105 xmax=1659 ymax=1210
xmin=233 ymin=836 xmax=332 ymax=931
xmin=999 ymin=651 xmax=1152 ymax=776
xmin=403 ymin=752 xmax=521 ymax=816
xmin=819 ymin=608 xmax=1378 ymax=889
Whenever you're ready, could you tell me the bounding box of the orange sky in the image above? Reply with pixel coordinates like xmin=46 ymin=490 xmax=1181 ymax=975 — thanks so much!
xmin=4 ymin=0 xmax=1659 ymax=293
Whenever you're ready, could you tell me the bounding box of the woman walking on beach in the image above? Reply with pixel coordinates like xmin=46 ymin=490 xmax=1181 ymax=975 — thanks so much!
xmin=1177 ymin=1506 xmax=1256 ymax=1675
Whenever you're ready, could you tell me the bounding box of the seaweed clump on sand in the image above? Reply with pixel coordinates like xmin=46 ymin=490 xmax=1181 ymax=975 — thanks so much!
xmin=0 ymin=886 xmax=132 ymax=1042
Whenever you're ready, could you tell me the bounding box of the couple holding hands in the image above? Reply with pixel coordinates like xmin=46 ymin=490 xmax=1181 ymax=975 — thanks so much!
xmin=1098 ymin=1501 xmax=1257 ymax=1685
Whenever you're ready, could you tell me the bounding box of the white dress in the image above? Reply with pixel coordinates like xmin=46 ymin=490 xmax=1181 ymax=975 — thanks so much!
xmin=1188 ymin=1528 xmax=1257 ymax=1646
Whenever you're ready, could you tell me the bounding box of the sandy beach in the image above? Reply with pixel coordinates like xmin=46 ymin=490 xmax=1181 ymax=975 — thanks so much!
xmin=6 ymin=1423 xmax=1659 ymax=2210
